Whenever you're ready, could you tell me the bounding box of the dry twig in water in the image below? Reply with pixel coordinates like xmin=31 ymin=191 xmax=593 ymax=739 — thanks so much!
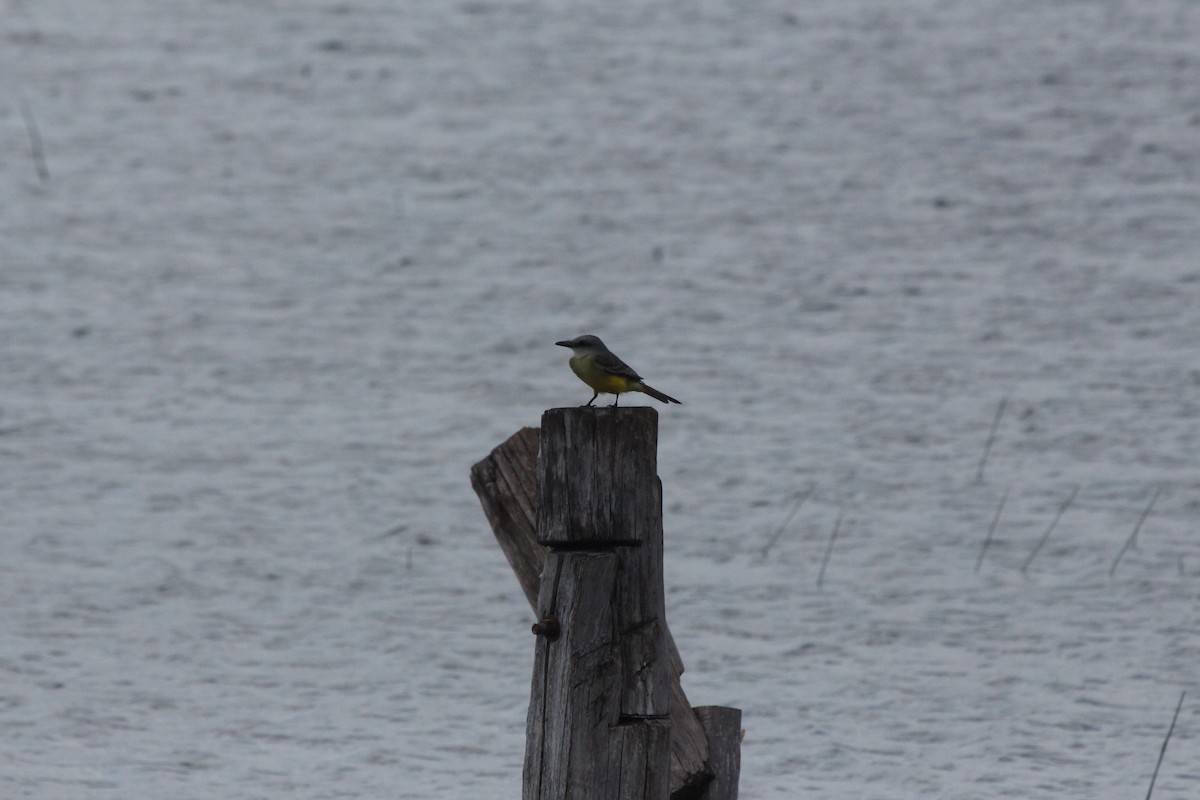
xmin=1020 ymin=483 xmax=1079 ymax=574
xmin=759 ymin=485 xmax=813 ymax=558
xmin=974 ymin=489 xmax=1008 ymax=574
xmin=1143 ymin=690 xmax=1185 ymax=800
xmin=975 ymin=397 xmax=1007 ymax=483
xmin=816 ymin=510 xmax=843 ymax=590
xmin=1108 ymin=487 xmax=1161 ymax=578
xmin=19 ymin=97 xmax=50 ymax=182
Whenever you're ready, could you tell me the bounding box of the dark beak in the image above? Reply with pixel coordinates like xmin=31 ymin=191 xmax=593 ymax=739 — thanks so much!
xmin=555 ymin=340 xmax=573 ymax=348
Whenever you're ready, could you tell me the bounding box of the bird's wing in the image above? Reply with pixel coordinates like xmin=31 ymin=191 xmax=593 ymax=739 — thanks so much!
xmin=593 ymin=351 xmax=643 ymax=382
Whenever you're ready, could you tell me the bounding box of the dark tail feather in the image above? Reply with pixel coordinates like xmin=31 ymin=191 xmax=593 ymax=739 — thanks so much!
xmin=640 ymin=383 xmax=682 ymax=404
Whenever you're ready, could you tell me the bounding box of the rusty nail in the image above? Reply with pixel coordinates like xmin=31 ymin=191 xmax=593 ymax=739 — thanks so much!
xmin=531 ymin=615 xmax=560 ymax=641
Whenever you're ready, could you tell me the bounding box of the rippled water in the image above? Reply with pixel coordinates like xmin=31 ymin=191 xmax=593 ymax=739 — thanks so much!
xmin=2 ymin=2 xmax=1197 ymax=797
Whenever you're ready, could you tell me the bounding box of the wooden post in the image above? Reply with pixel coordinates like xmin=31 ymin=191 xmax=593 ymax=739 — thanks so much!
xmin=694 ymin=707 xmax=742 ymax=800
xmin=472 ymin=426 xmax=542 ymax=603
xmin=471 ymin=416 xmax=741 ymax=800
xmin=524 ymin=407 xmax=670 ymax=800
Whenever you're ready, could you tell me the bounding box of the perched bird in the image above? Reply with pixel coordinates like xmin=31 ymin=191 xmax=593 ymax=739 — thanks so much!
xmin=555 ymin=334 xmax=682 ymax=407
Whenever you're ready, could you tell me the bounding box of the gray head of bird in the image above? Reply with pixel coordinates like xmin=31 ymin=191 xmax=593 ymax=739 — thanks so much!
xmin=555 ymin=334 xmax=606 ymax=352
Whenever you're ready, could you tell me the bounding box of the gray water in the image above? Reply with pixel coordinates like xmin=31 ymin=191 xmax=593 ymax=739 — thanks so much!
xmin=2 ymin=2 xmax=1197 ymax=797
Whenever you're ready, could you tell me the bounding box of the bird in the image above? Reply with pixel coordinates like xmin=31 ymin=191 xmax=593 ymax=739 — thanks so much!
xmin=555 ymin=334 xmax=682 ymax=407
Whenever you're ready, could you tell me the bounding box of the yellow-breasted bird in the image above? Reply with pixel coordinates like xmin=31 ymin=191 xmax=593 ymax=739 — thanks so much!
xmin=555 ymin=334 xmax=682 ymax=407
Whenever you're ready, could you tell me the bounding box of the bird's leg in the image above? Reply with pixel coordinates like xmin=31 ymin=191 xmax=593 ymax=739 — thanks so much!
xmin=584 ymin=392 xmax=598 ymax=407
xmin=612 ymin=394 xmax=620 ymax=407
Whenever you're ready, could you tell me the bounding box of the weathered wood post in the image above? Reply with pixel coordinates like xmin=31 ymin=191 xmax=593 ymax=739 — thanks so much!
xmin=524 ymin=407 xmax=670 ymax=800
xmin=471 ymin=412 xmax=742 ymax=800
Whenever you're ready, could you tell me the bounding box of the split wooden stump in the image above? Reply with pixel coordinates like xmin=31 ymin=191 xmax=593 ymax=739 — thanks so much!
xmin=471 ymin=407 xmax=741 ymax=800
